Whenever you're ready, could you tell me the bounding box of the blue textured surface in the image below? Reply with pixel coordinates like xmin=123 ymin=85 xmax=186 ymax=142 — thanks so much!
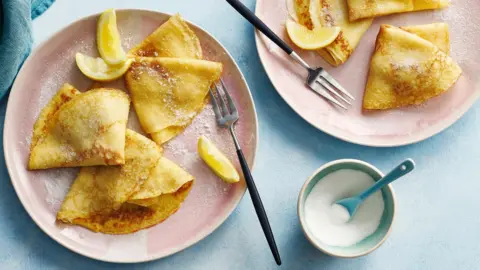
xmin=2 ymin=0 xmax=480 ymax=269
xmin=0 ymin=0 xmax=55 ymax=98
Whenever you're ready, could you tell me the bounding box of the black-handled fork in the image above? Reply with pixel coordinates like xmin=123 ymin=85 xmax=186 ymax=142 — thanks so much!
xmin=209 ymin=80 xmax=281 ymax=266
xmin=225 ymin=0 xmax=354 ymax=109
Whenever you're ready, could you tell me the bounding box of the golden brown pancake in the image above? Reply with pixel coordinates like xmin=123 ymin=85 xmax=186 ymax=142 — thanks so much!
xmin=128 ymin=14 xmax=202 ymax=59
xmin=401 ymin=23 xmax=450 ymax=54
xmin=347 ymin=0 xmax=450 ymax=21
xmin=413 ymin=0 xmax=450 ymax=11
xmin=28 ymin=84 xmax=130 ymax=170
xmin=57 ymin=130 xmax=194 ymax=234
xmin=125 ymin=57 xmax=222 ymax=145
xmin=363 ymin=25 xmax=462 ymax=110
xmin=292 ymin=0 xmax=314 ymax=30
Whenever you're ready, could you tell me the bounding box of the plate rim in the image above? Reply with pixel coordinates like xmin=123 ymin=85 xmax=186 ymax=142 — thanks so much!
xmin=254 ymin=0 xmax=480 ymax=147
xmin=3 ymin=8 xmax=259 ymax=263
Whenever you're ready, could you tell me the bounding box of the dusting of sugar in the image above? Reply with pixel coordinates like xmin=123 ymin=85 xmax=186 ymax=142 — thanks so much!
xmin=434 ymin=0 xmax=480 ymax=69
xmin=104 ymin=230 xmax=147 ymax=258
xmin=134 ymin=62 xmax=207 ymax=125
xmin=18 ymin=124 xmax=33 ymax=152
xmin=35 ymin=36 xmax=94 ymax=119
xmin=43 ymin=168 xmax=78 ymax=212
xmin=392 ymin=56 xmax=420 ymax=70
xmin=121 ymin=31 xmax=135 ymax=52
xmin=60 ymin=227 xmax=85 ymax=241
xmin=164 ymin=103 xmax=235 ymax=164
xmin=321 ymin=7 xmax=335 ymax=27
xmin=194 ymin=178 xmax=230 ymax=208
xmin=165 ymin=139 xmax=189 ymax=157
xmin=162 ymin=102 xmax=237 ymax=207
xmin=59 ymin=144 xmax=78 ymax=162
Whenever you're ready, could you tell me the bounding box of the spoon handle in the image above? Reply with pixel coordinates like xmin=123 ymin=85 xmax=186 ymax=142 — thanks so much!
xmin=359 ymin=159 xmax=415 ymax=200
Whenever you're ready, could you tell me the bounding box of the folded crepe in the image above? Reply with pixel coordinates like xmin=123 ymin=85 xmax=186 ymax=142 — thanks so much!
xmin=291 ymin=0 xmax=373 ymax=66
xmin=413 ymin=0 xmax=450 ymax=11
xmin=128 ymin=14 xmax=202 ymax=59
xmin=289 ymin=0 xmax=314 ymax=30
xmin=363 ymin=24 xmax=462 ymax=110
xmin=57 ymin=129 xmax=194 ymax=234
xmin=28 ymin=84 xmax=130 ymax=170
xmin=400 ymin=23 xmax=450 ymax=54
xmin=347 ymin=0 xmax=450 ymax=21
xmin=125 ymin=57 xmax=223 ymax=145
xmin=126 ymin=14 xmax=217 ymax=144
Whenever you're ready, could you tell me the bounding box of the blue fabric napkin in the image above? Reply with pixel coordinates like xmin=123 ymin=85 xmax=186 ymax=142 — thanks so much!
xmin=0 ymin=0 xmax=55 ymax=99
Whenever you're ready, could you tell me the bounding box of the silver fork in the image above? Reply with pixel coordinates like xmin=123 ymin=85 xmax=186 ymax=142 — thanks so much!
xmin=226 ymin=0 xmax=354 ymax=109
xmin=209 ymin=80 xmax=282 ymax=266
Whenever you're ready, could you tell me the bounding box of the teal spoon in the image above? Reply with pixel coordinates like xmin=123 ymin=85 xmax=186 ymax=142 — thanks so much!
xmin=335 ymin=159 xmax=415 ymax=220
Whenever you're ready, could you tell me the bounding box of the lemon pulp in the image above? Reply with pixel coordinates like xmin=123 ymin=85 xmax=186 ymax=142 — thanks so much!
xmin=198 ymin=135 xmax=240 ymax=184
xmin=97 ymin=9 xmax=127 ymax=65
xmin=286 ymin=19 xmax=341 ymax=50
xmin=75 ymin=53 xmax=132 ymax=82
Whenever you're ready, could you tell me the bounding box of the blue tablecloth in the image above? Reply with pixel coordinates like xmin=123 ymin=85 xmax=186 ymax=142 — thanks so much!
xmin=0 ymin=0 xmax=55 ymax=99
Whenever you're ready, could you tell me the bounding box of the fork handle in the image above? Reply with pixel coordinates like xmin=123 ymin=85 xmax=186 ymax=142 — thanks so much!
xmin=226 ymin=0 xmax=293 ymax=54
xmin=236 ymin=149 xmax=282 ymax=266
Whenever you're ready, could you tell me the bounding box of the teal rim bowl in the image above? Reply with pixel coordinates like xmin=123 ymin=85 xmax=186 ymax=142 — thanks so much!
xmin=297 ymin=159 xmax=396 ymax=258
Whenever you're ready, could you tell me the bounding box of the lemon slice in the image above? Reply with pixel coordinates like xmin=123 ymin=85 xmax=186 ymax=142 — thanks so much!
xmin=75 ymin=53 xmax=132 ymax=82
xmin=97 ymin=9 xmax=126 ymax=65
xmin=198 ymin=135 xmax=240 ymax=184
xmin=286 ymin=19 xmax=341 ymax=50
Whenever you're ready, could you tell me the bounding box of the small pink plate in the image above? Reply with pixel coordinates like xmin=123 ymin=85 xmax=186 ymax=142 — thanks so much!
xmin=255 ymin=0 xmax=480 ymax=147
xmin=4 ymin=9 xmax=258 ymax=263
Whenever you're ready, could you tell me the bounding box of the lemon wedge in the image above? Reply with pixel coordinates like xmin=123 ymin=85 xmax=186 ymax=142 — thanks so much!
xmin=97 ymin=9 xmax=126 ymax=65
xmin=286 ymin=19 xmax=341 ymax=50
xmin=198 ymin=135 xmax=240 ymax=184
xmin=75 ymin=53 xmax=132 ymax=82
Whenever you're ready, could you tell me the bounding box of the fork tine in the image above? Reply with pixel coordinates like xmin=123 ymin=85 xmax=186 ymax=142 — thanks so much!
xmin=315 ymin=80 xmax=351 ymax=105
xmin=209 ymin=88 xmax=223 ymax=121
xmin=319 ymin=70 xmax=355 ymax=100
xmin=311 ymin=83 xmax=347 ymax=110
xmin=220 ymin=79 xmax=238 ymax=116
xmin=215 ymin=82 xmax=231 ymax=114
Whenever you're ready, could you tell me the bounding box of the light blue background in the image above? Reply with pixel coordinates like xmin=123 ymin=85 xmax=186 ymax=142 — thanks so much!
xmin=2 ymin=0 xmax=479 ymax=269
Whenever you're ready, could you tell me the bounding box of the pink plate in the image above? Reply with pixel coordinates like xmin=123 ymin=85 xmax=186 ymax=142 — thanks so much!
xmin=3 ymin=9 xmax=258 ymax=263
xmin=255 ymin=0 xmax=480 ymax=147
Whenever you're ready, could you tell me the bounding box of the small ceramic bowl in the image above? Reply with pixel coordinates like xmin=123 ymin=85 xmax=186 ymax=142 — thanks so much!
xmin=297 ymin=159 xmax=396 ymax=258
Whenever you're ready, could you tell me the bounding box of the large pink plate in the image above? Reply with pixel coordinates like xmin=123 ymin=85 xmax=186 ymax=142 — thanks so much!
xmin=255 ymin=0 xmax=480 ymax=147
xmin=4 ymin=9 xmax=258 ymax=263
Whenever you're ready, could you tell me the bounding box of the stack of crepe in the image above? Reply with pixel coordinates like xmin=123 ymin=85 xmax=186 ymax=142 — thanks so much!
xmin=290 ymin=0 xmax=373 ymax=66
xmin=29 ymin=82 xmax=194 ymax=234
xmin=347 ymin=0 xmax=450 ymax=21
xmin=57 ymin=129 xmax=193 ymax=234
xmin=126 ymin=14 xmax=223 ymax=145
xmin=289 ymin=1 xmax=451 ymax=66
xmin=28 ymin=14 xmax=223 ymax=234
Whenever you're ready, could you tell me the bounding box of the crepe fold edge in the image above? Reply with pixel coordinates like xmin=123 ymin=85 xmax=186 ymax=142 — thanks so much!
xmin=56 ymin=129 xmax=194 ymax=234
xmin=28 ymin=85 xmax=131 ymax=170
xmin=362 ymin=24 xmax=462 ymax=110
